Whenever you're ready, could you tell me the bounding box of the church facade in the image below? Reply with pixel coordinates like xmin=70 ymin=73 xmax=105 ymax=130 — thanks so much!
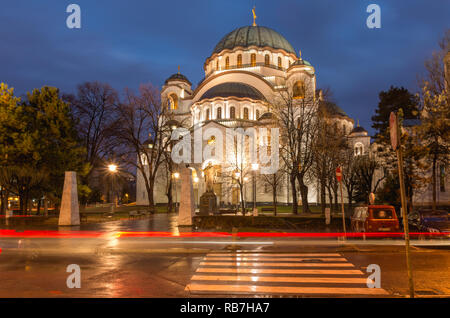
xmin=136 ymin=21 xmax=369 ymax=207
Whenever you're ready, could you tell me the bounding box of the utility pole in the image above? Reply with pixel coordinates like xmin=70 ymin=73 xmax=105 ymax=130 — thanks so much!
xmin=336 ymin=166 xmax=346 ymax=239
xmin=390 ymin=111 xmax=414 ymax=298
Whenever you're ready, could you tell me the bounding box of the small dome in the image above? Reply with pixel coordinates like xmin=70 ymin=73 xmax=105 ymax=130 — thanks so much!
xmin=165 ymin=73 xmax=191 ymax=86
xmin=199 ymin=82 xmax=265 ymax=101
xmin=350 ymin=126 xmax=368 ymax=134
xmin=289 ymin=59 xmax=312 ymax=67
xmin=212 ymin=25 xmax=296 ymax=56
xmin=320 ymin=101 xmax=349 ymax=118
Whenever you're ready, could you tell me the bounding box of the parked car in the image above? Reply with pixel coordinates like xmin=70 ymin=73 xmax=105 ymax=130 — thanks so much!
xmin=408 ymin=209 xmax=450 ymax=234
xmin=351 ymin=205 xmax=400 ymax=232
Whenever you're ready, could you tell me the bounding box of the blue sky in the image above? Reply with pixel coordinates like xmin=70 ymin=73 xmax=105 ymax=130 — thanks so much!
xmin=1 ymin=0 xmax=449 ymax=135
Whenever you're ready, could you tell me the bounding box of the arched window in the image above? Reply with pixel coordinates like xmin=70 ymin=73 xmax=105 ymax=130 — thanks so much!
xmin=216 ymin=107 xmax=222 ymax=119
xmin=278 ymin=57 xmax=282 ymax=69
xmin=343 ymin=124 xmax=347 ymax=135
xmin=216 ymin=60 xmax=219 ymax=70
xmin=256 ymin=109 xmax=260 ymax=120
xmin=230 ymin=106 xmax=236 ymax=119
xmin=237 ymin=54 xmax=242 ymax=68
xmin=265 ymin=54 xmax=270 ymax=66
xmin=243 ymin=107 xmax=249 ymax=120
xmin=354 ymin=142 xmax=364 ymax=156
xmin=167 ymin=94 xmax=178 ymax=110
xmin=251 ymin=53 xmax=256 ymax=67
xmin=225 ymin=57 xmax=230 ymax=69
xmin=206 ymin=108 xmax=210 ymax=120
xmin=293 ymin=81 xmax=305 ymax=99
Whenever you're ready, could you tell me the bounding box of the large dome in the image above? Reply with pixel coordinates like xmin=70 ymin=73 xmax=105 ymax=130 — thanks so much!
xmin=212 ymin=26 xmax=296 ymax=55
xmin=199 ymin=82 xmax=265 ymax=101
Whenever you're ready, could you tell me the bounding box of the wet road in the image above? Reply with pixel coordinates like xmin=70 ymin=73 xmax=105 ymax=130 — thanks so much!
xmin=0 ymin=216 xmax=449 ymax=298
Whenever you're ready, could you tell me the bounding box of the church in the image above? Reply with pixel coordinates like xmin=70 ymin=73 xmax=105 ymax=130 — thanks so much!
xmin=136 ymin=14 xmax=369 ymax=207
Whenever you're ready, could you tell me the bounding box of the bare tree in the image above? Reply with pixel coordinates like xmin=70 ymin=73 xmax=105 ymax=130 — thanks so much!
xmin=64 ymin=82 xmax=118 ymax=182
xmin=271 ymin=88 xmax=319 ymax=214
xmin=260 ymin=168 xmax=285 ymax=216
xmin=112 ymin=84 xmax=172 ymax=209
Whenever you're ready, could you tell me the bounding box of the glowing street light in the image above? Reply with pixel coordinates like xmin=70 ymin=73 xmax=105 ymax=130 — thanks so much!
xmin=108 ymin=164 xmax=117 ymax=173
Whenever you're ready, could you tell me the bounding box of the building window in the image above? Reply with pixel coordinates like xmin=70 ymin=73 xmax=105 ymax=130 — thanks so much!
xmin=230 ymin=106 xmax=236 ymax=119
xmin=354 ymin=142 xmax=364 ymax=156
xmin=237 ymin=54 xmax=242 ymax=68
xmin=243 ymin=107 xmax=249 ymax=120
xmin=225 ymin=57 xmax=230 ymax=69
xmin=256 ymin=109 xmax=260 ymax=120
xmin=167 ymin=94 xmax=178 ymax=110
xmin=343 ymin=124 xmax=347 ymax=135
xmin=216 ymin=60 xmax=219 ymax=70
xmin=293 ymin=81 xmax=305 ymax=99
xmin=251 ymin=53 xmax=256 ymax=67
xmin=278 ymin=57 xmax=282 ymax=69
xmin=206 ymin=109 xmax=210 ymax=120
xmin=216 ymin=107 xmax=222 ymax=119
xmin=265 ymin=54 xmax=270 ymax=66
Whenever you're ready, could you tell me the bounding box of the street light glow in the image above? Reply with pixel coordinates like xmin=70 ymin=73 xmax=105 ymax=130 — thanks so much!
xmin=251 ymin=163 xmax=259 ymax=171
xmin=108 ymin=164 xmax=117 ymax=173
xmin=173 ymin=172 xmax=180 ymax=179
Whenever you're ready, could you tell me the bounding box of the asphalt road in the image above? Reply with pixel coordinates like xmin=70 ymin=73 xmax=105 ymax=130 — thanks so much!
xmin=0 ymin=233 xmax=449 ymax=298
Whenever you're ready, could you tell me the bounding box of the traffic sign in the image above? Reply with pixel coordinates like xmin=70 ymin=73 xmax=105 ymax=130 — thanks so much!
xmin=336 ymin=166 xmax=342 ymax=182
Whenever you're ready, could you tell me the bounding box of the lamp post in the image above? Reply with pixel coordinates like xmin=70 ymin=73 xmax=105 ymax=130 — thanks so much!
xmin=108 ymin=164 xmax=118 ymax=214
xmin=251 ymin=163 xmax=259 ymax=215
xmin=173 ymin=172 xmax=180 ymax=210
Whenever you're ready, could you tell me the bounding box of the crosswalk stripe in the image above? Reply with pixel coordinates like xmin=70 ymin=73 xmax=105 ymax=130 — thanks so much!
xmin=196 ymin=268 xmax=364 ymax=275
xmin=186 ymin=252 xmax=389 ymax=296
xmin=199 ymin=261 xmax=354 ymax=267
xmin=191 ymin=275 xmax=372 ymax=284
xmin=185 ymin=284 xmax=389 ymax=295
xmin=207 ymin=253 xmax=342 ymax=257
xmin=204 ymin=257 xmax=349 ymax=262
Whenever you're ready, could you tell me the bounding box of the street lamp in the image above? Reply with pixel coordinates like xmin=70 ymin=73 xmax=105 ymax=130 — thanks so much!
xmin=251 ymin=163 xmax=259 ymax=215
xmin=108 ymin=163 xmax=118 ymax=214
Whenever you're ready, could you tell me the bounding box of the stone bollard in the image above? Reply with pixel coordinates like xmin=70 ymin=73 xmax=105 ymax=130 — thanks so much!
xmin=58 ymin=171 xmax=80 ymax=226
xmin=178 ymin=167 xmax=195 ymax=226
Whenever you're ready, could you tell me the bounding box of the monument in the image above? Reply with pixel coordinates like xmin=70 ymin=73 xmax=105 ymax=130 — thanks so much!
xmin=178 ymin=166 xmax=195 ymax=226
xmin=199 ymin=163 xmax=217 ymax=215
xmin=58 ymin=171 xmax=80 ymax=226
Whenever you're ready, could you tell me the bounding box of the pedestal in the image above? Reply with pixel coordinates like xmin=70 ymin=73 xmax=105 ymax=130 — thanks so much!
xmin=178 ymin=167 xmax=195 ymax=226
xmin=199 ymin=190 xmax=217 ymax=215
xmin=58 ymin=171 xmax=80 ymax=226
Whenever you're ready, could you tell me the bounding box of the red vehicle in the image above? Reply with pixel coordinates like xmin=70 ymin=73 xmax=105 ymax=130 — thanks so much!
xmin=351 ymin=205 xmax=400 ymax=232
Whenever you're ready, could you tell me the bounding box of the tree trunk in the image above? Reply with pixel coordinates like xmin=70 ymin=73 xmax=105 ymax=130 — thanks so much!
xmin=297 ymin=174 xmax=310 ymax=213
xmin=290 ymin=175 xmax=298 ymax=214
xmin=0 ymin=189 xmax=4 ymax=214
xmin=327 ymin=187 xmax=333 ymax=212
xmin=272 ymin=177 xmax=277 ymax=216
xmin=166 ymin=176 xmax=173 ymax=213
xmin=44 ymin=198 xmax=48 ymax=217
xmin=432 ymin=157 xmax=437 ymax=211
xmin=240 ymin=185 xmax=245 ymax=216
xmin=36 ymin=199 xmax=41 ymax=215
xmin=320 ymin=180 xmax=326 ymax=214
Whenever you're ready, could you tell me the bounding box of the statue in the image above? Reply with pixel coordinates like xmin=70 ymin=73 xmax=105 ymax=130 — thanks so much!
xmin=199 ymin=162 xmax=217 ymax=215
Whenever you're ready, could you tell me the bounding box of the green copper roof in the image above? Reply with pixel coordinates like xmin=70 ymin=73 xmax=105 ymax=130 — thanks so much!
xmin=213 ymin=26 xmax=296 ymax=55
